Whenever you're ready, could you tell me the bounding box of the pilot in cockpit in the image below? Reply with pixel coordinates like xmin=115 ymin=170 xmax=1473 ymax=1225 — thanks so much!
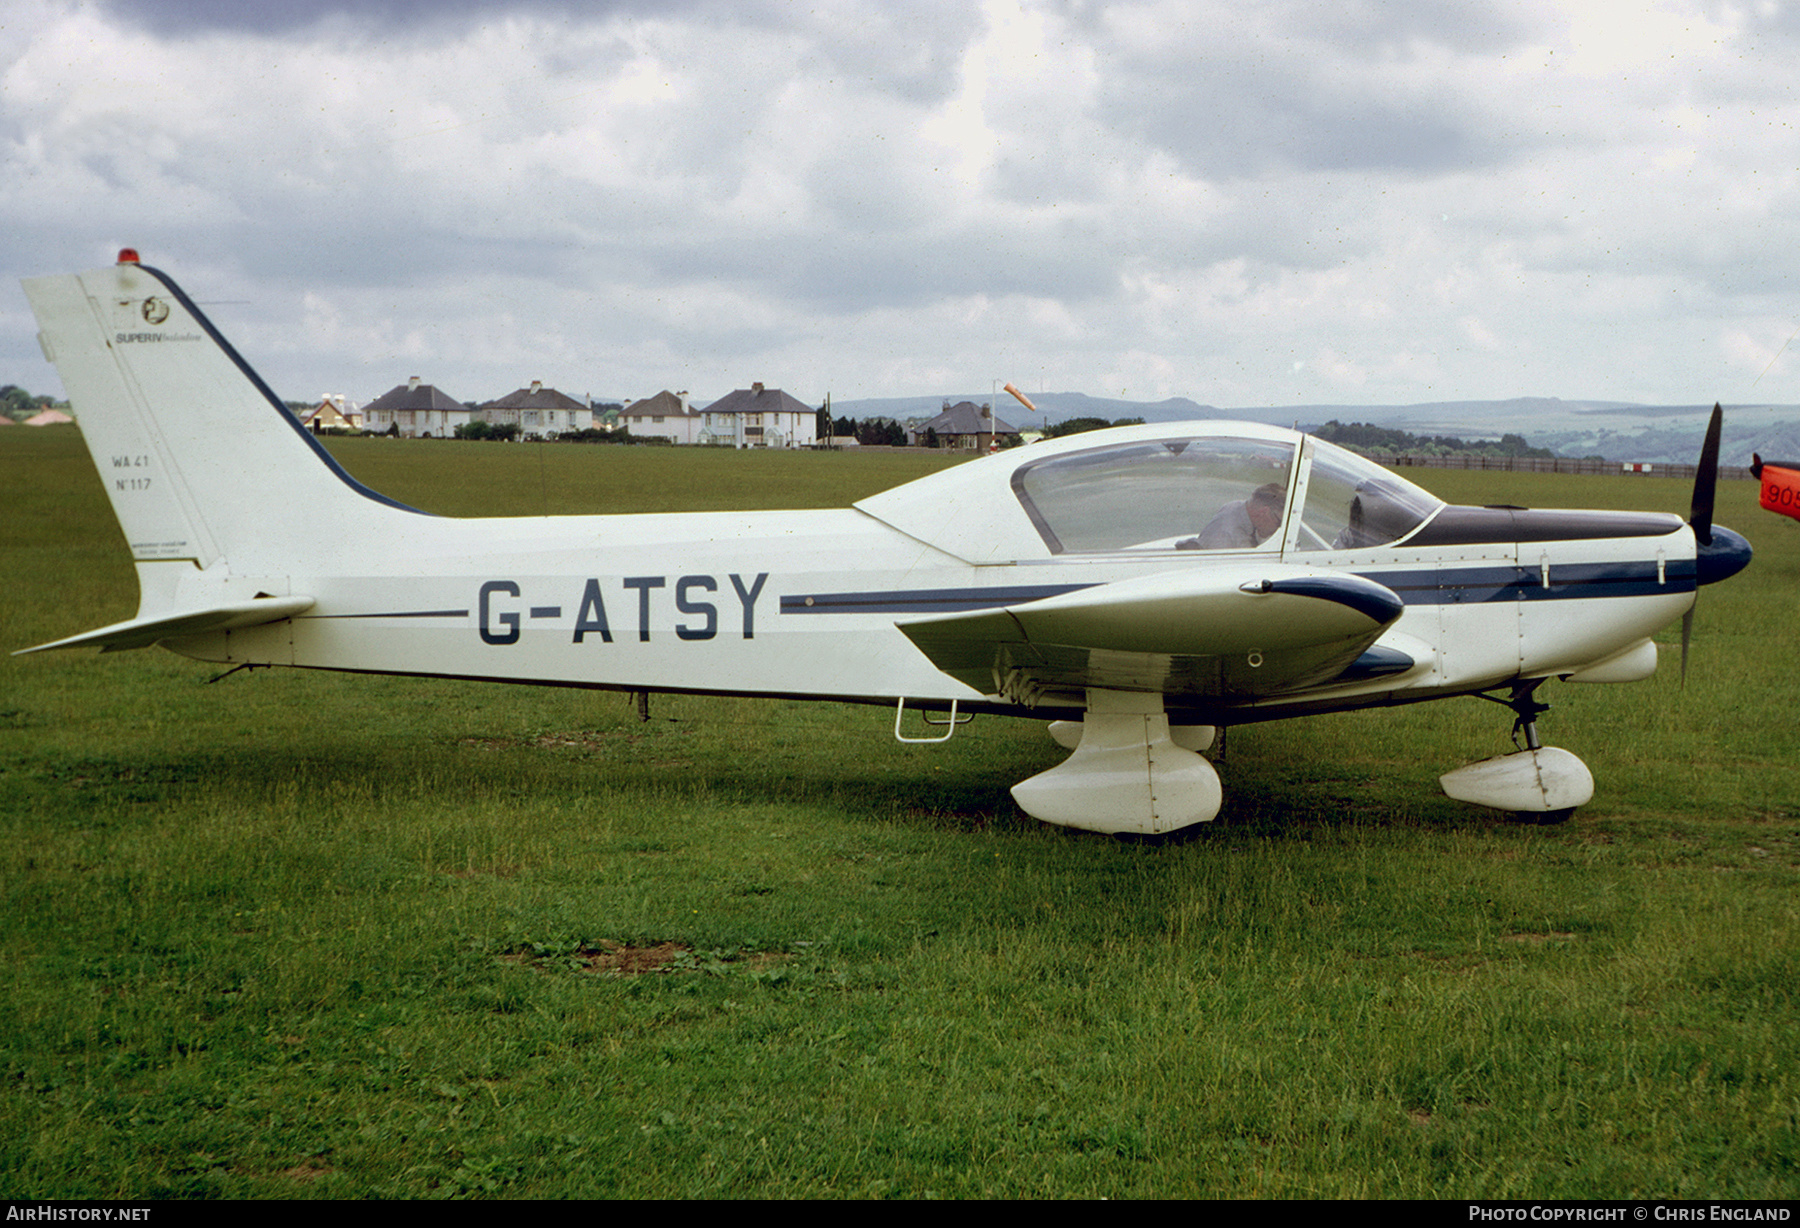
xmin=1177 ymin=482 xmax=1286 ymax=550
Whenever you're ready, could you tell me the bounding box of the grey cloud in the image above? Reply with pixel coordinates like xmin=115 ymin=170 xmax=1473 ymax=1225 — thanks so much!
xmin=1056 ymin=0 xmax=1545 ymax=59
xmin=792 ymin=2 xmax=985 ymax=106
xmin=9 ymin=0 xmax=1799 ymax=409
xmin=1097 ymin=53 xmax=1510 ymax=177
xmin=1264 ymin=0 xmax=1544 ymax=56
xmin=1067 ymin=0 xmax=1544 ymax=176
xmin=96 ymin=0 xmax=980 ymax=105
xmin=594 ymin=208 xmax=1119 ymax=313
xmin=96 ymin=0 xmax=670 ymax=38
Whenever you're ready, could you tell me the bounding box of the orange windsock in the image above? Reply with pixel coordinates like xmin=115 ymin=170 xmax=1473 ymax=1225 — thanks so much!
xmin=1002 ymin=383 xmax=1038 ymax=412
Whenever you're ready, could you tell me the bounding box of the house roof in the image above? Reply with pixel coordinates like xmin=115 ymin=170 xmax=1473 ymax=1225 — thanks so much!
xmin=363 ymin=382 xmax=468 ymax=412
xmin=918 ymin=401 xmax=1015 ymax=436
xmin=299 ymin=397 xmax=360 ymax=425
xmin=481 ymin=383 xmax=587 ymax=412
xmin=623 ymin=390 xmax=699 ymax=418
xmin=702 ymin=386 xmax=814 ymax=417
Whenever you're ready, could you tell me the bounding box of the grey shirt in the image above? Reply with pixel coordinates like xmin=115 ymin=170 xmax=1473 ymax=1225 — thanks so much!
xmin=1191 ymin=500 xmax=1262 ymax=548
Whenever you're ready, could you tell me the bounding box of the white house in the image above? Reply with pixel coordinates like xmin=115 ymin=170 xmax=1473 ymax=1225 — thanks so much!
xmin=362 ymin=378 xmax=473 ymax=438
xmin=620 ymin=390 xmax=705 ymax=443
xmin=699 ymin=384 xmax=818 ymax=448
xmin=478 ymin=381 xmax=588 ymax=439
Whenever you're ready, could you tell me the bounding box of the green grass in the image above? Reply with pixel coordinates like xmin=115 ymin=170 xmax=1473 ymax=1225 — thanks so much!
xmin=2 ymin=427 xmax=1797 ymax=1198
xmin=323 ymin=435 xmax=973 ymax=517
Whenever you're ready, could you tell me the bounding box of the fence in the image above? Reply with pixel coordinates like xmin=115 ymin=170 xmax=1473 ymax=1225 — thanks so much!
xmin=1364 ymin=453 xmax=1754 ymax=482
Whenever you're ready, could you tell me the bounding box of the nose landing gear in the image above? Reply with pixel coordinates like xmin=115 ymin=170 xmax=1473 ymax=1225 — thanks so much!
xmin=1439 ymin=680 xmax=1593 ymax=824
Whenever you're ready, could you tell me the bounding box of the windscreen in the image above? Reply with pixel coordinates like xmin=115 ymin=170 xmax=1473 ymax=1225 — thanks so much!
xmin=1289 ymin=440 xmax=1443 ymax=551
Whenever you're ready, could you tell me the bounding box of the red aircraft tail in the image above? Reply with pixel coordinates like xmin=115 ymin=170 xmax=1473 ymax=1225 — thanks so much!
xmin=1752 ymin=453 xmax=1800 ymax=522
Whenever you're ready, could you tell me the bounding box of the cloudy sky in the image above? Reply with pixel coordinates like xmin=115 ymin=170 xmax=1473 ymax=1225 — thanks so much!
xmin=4 ymin=0 xmax=1799 ymax=411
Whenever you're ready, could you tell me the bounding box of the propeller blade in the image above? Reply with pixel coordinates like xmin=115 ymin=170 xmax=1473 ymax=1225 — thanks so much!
xmin=1682 ymin=403 xmax=1724 ymax=686
xmin=1690 ymin=403 xmax=1722 ymax=546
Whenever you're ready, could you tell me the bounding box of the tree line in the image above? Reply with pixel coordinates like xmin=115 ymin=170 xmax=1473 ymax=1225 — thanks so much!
xmin=1311 ymin=420 xmax=1554 ymax=459
xmin=2 ymin=384 xmax=67 ymax=422
xmin=818 ymin=412 xmax=909 ymax=446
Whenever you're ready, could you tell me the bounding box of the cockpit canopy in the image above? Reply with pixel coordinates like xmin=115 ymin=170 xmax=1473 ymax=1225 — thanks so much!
xmin=1013 ymin=436 xmax=1295 ymax=552
xmin=856 ymin=421 xmax=1445 ymax=564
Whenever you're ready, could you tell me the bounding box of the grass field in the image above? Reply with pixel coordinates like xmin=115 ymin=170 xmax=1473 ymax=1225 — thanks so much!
xmin=2 ymin=428 xmax=1796 ymax=1198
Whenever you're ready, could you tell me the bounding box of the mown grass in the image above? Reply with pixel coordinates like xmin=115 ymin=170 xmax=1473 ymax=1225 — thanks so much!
xmin=2 ymin=427 xmax=1796 ymax=1198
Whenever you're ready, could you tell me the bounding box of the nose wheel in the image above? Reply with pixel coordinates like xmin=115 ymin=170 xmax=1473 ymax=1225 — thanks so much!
xmin=1439 ymin=681 xmax=1592 ymax=823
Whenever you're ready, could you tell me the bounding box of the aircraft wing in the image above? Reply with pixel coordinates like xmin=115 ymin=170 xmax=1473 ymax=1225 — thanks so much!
xmin=896 ymin=566 xmax=1407 ymax=706
xmin=14 ymin=595 xmax=316 ymax=655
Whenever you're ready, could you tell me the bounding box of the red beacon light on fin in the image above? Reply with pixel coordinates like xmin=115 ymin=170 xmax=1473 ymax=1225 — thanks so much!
xmin=117 ymin=248 xmax=140 ymax=264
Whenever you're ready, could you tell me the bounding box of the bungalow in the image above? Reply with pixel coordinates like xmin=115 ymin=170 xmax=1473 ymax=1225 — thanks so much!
xmin=908 ymin=400 xmax=1017 ymax=450
xmin=297 ymin=394 xmax=363 ymax=433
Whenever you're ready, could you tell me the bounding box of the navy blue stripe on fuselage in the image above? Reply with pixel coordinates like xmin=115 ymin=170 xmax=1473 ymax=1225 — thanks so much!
xmin=781 ymin=584 xmax=1093 ymax=614
xmin=780 ymin=559 xmax=1692 ymax=617
xmin=309 ymin=609 xmax=471 ymax=619
xmin=1358 ymin=559 xmax=1696 ymax=604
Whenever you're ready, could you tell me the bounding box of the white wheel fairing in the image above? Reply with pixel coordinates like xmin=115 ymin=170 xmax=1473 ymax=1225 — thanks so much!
xmin=1015 ymin=693 xmax=1222 ymax=835
xmin=1014 ymin=710 xmax=1223 ymax=835
xmin=1439 ymin=747 xmax=1594 ymax=814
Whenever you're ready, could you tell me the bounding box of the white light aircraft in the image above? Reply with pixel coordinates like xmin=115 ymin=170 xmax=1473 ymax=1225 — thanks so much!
xmin=17 ymin=253 xmax=1754 ymax=835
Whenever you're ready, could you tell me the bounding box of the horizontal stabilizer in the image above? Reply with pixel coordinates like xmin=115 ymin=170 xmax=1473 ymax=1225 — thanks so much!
xmin=15 ymin=595 xmax=315 ymax=656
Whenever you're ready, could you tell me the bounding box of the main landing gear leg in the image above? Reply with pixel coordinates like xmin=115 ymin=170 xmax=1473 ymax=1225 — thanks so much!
xmin=1438 ymin=680 xmax=1593 ymax=824
xmin=1012 ymin=690 xmax=1222 ymax=836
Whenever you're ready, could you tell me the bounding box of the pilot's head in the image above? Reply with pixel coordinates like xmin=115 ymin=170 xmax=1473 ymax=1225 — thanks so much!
xmin=1247 ymin=483 xmax=1284 ymax=541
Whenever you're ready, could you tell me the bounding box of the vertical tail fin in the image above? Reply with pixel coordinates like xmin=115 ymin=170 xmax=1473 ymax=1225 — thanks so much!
xmin=19 ymin=254 xmax=420 ymax=649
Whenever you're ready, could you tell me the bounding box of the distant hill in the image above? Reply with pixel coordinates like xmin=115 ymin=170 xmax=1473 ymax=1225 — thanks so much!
xmin=829 ymin=392 xmax=1226 ymax=426
xmin=826 ymin=393 xmax=1800 ymax=466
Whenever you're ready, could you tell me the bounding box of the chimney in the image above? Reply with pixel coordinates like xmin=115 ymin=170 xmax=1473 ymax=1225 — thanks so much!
xmin=408 ymin=376 xmax=420 ymax=391
xmin=752 ymin=382 xmax=764 ymax=395
xmin=530 ymin=380 xmax=542 ymax=394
